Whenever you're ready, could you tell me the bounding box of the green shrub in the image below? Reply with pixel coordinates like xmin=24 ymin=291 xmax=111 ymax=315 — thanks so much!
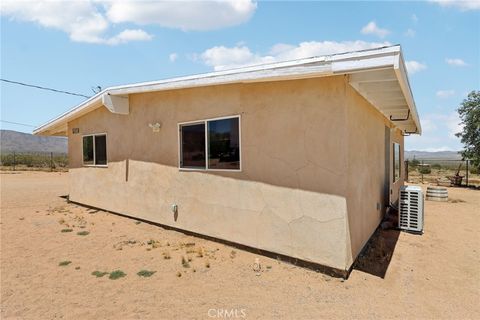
xmin=431 ymin=163 xmax=442 ymax=170
xmin=109 ymin=270 xmax=126 ymax=280
xmin=418 ymin=167 xmax=431 ymax=174
xmin=137 ymin=270 xmax=156 ymax=277
xmin=91 ymin=271 xmax=109 ymax=278
xmin=59 ymin=261 xmax=72 ymax=266
xmin=409 ymin=158 xmax=420 ymax=167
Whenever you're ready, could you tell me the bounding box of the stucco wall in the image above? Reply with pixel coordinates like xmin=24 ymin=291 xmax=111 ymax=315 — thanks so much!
xmin=67 ymin=76 xmax=403 ymax=271
xmin=344 ymin=78 xmax=404 ymax=262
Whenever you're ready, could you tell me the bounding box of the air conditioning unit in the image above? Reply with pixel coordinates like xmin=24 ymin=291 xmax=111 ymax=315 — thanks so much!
xmin=398 ymin=185 xmax=424 ymax=233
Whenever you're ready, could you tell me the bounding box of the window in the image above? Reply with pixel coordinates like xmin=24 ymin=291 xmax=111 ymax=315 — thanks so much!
xmin=393 ymin=143 xmax=401 ymax=182
xmin=83 ymin=134 xmax=107 ymax=166
xmin=179 ymin=116 xmax=240 ymax=171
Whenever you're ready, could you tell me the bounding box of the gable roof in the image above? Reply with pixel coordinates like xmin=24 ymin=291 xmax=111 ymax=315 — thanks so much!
xmin=34 ymin=44 xmax=421 ymax=136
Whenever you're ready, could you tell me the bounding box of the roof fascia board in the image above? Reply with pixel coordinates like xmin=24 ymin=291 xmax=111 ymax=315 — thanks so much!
xmin=34 ymin=45 xmax=417 ymax=136
xmin=107 ymin=64 xmax=333 ymax=96
xmin=394 ymin=51 xmax=422 ymax=134
xmin=33 ymin=96 xmax=102 ymax=135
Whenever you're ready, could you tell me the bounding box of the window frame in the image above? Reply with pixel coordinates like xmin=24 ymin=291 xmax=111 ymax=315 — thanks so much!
xmin=178 ymin=115 xmax=242 ymax=172
xmin=82 ymin=133 xmax=108 ymax=167
xmin=393 ymin=142 xmax=401 ymax=182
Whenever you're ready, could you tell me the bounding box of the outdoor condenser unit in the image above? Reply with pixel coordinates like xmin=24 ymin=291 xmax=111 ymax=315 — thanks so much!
xmin=398 ymin=185 xmax=424 ymax=233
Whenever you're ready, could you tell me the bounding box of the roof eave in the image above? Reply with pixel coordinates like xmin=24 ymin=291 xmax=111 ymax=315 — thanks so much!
xmin=33 ymin=45 xmax=420 ymax=136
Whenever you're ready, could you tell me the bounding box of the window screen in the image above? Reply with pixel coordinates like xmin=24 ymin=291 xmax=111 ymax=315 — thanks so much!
xmin=83 ymin=136 xmax=94 ymax=165
xmin=208 ymin=118 xmax=240 ymax=170
xmin=180 ymin=123 xmax=206 ymax=169
xmin=94 ymin=134 xmax=107 ymax=165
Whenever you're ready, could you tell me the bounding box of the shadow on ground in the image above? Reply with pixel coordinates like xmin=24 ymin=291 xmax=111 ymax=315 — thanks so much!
xmin=353 ymin=228 xmax=401 ymax=278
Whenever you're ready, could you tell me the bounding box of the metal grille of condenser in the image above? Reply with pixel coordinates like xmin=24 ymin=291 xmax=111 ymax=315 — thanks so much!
xmin=398 ymin=185 xmax=424 ymax=233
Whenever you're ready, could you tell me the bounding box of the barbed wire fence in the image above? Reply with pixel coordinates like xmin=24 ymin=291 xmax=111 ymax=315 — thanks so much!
xmin=405 ymin=159 xmax=478 ymax=187
xmin=0 ymin=151 xmax=68 ymax=172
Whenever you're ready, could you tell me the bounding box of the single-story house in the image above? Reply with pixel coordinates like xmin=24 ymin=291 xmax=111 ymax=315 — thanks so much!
xmin=34 ymin=45 xmax=421 ymax=277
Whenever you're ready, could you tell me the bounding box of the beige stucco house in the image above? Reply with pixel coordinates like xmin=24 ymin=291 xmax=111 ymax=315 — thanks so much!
xmin=35 ymin=45 xmax=421 ymax=277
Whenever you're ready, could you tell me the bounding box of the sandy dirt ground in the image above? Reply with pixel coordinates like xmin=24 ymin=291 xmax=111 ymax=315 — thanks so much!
xmin=1 ymin=171 xmax=479 ymax=319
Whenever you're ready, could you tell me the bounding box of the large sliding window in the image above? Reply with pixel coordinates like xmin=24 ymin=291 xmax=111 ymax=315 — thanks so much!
xmin=393 ymin=142 xmax=401 ymax=182
xmin=179 ymin=116 xmax=240 ymax=171
xmin=83 ymin=133 xmax=107 ymax=166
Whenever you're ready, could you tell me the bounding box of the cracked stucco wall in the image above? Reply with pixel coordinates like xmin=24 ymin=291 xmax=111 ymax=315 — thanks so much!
xmin=67 ymin=76 xmax=400 ymax=271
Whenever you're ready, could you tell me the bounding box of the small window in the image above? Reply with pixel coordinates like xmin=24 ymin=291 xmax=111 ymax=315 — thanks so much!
xmin=83 ymin=136 xmax=94 ymax=165
xmin=83 ymin=134 xmax=107 ymax=166
xmin=208 ymin=117 xmax=240 ymax=170
xmin=180 ymin=123 xmax=206 ymax=169
xmin=94 ymin=135 xmax=107 ymax=165
xmin=393 ymin=143 xmax=401 ymax=182
xmin=179 ymin=116 xmax=240 ymax=171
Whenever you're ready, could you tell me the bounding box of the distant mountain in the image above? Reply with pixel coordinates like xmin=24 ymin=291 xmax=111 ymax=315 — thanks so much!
xmin=0 ymin=130 xmax=67 ymax=154
xmin=405 ymin=150 xmax=462 ymax=160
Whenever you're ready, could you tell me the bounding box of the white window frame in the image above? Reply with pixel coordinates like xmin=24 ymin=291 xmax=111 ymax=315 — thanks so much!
xmin=82 ymin=133 xmax=108 ymax=167
xmin=393 ymin=142 xmax=401 ymax=182
xmin=178 ymin=115 xmax=242 ymax=172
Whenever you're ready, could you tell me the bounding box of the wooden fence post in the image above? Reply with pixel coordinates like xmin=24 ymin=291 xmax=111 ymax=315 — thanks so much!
xmin=50 ymin=152 xmax=53 ymax=172
xmin=421 ymin=160 xmax=424 ymax=184
xmin=466 ymin=160 xmax=469 ymax=187
xmin=405 ymin=160 xmax=409 ymax=182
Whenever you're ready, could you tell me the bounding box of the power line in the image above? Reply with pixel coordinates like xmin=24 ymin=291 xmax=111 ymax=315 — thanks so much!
xmin=1 ymin=78 xmax=91 ymax=98
xmin=0 ymin=120 xmax=37 ymax=128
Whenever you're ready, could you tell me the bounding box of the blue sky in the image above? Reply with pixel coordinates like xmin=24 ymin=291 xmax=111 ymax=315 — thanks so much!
xmin=1 ymin=0 xmax=479 ymax=151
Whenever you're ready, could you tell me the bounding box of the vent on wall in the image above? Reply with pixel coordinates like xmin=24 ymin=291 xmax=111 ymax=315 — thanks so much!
xmin=398 ymin=185 xmax=424 ymax=234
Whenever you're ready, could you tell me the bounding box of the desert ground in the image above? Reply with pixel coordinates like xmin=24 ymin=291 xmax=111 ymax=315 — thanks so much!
xmin=1 ymin=171 xmax=479 ymax=319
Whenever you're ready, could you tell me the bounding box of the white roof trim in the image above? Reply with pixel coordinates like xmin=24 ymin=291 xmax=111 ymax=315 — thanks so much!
xmin=34 ymin=45 xmax=421 ymax=136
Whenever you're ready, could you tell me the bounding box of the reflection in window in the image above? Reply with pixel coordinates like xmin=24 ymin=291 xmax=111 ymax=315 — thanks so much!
xmin=82 ymin=134 xmax=107 ymax=166
xmin=179 ymin=116 xmax=241 ymax=171
xmin=94 ymin=135 xmax=107 ymax=165
xmin=208 ymin=118 xmax=240 ymax=170
xmin=180 ymin=123 xmax=206 ymax=169
xmin=83 ymin=136 xmax=94 ymax=165
xmin=393 ymin=143 xmax=401 ymax=182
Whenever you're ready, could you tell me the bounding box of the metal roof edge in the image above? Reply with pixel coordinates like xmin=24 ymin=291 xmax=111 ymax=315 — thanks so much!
xmin=34 ymin=45 xmax=409 ymax=136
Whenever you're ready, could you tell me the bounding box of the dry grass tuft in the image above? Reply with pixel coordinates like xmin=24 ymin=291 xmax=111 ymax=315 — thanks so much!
xmin=181 ymin=256 xmax=190 ymax=268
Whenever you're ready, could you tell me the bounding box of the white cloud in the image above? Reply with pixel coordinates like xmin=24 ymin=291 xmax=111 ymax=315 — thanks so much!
xmin=1 ymin=0 xmax=110 ymax=44
xmin=404 ymin=28 xmax=416 ymax=37
xmin=105 ymin=0 xmax=257 ymax=31
xmin=105 ymin=29 xmax=153 ymax=45
xmin=200 ymin=40 xmax=391 ymax=71
xmin=446 ymin=58 xmax=468 ymax=66
xmin=169 ymin=53 xmax=178 ymax=62
xmin=405 ymin=60 xmax=427 ymax=74
xmin=0 ymin=0 xmax=257 ymax=44
xmin=430 ymin=0 xmax=480 ymax=11
xmin=360 ymin=21 xmax=390 ymax=38
xmin=405 ymin=112 xmax=463 ymax=151
xmin=411 ymin=14 xmax=419 ymax=23
xmin=436 ymin=90 xmax=455 ymax=98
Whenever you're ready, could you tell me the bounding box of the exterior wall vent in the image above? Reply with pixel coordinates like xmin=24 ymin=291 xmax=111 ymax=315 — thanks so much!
xmin=398 ymin=185 xmax=424 ymax=233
